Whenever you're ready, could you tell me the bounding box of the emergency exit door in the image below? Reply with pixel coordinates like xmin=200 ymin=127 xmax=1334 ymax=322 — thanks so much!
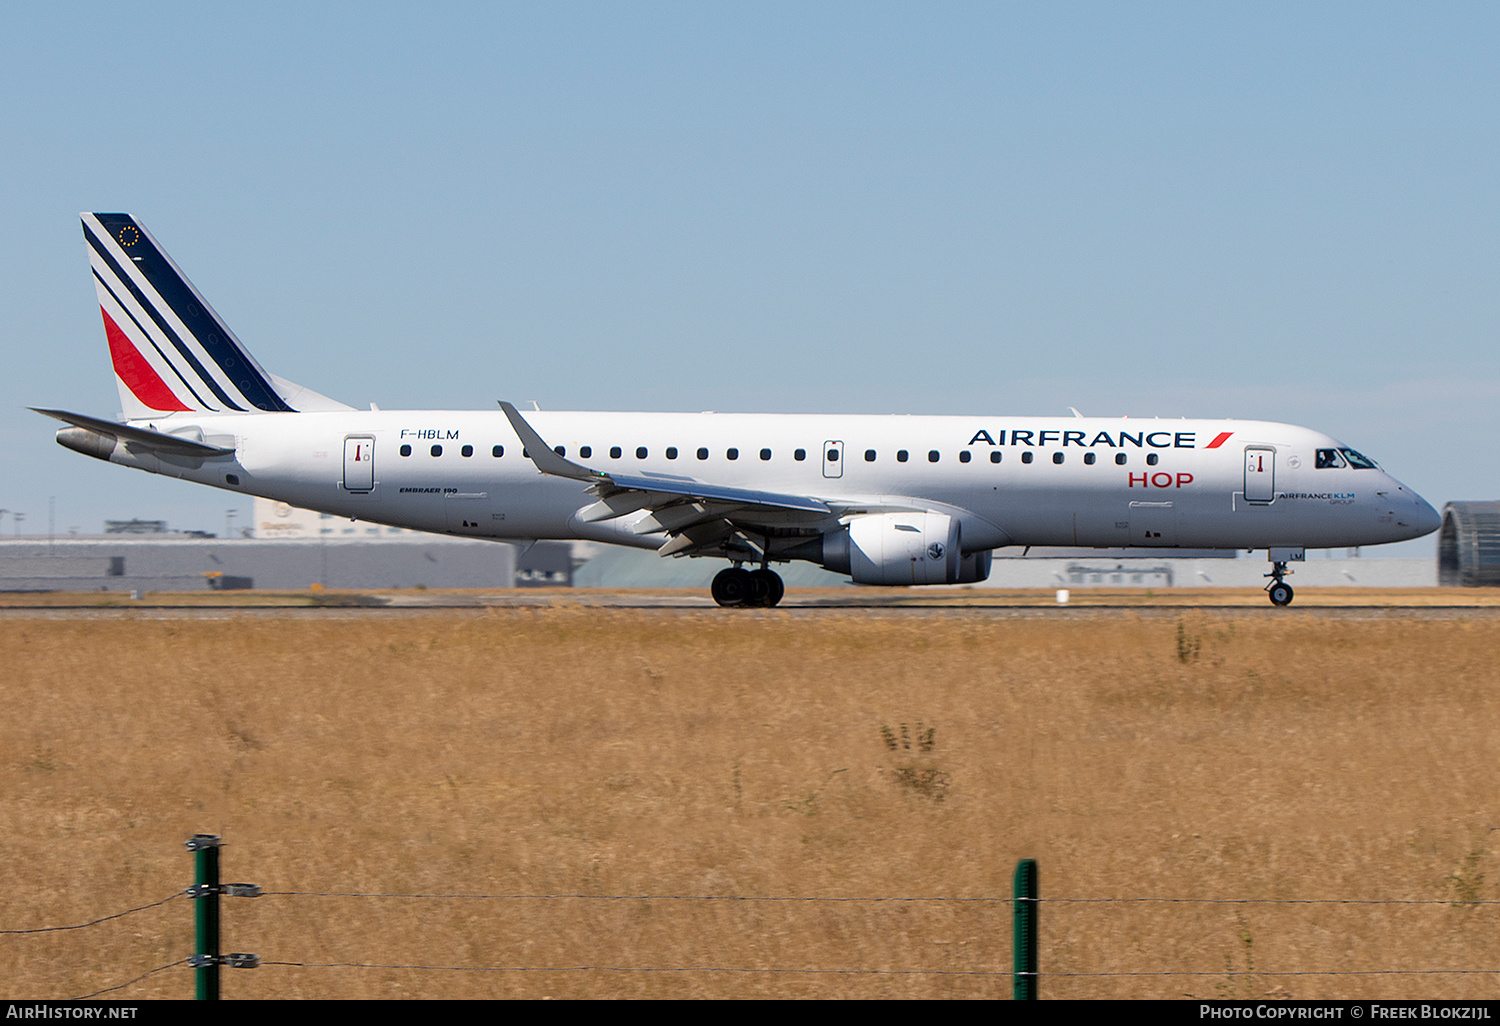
xmin=822 ymin=440 xmax=844 ymax=479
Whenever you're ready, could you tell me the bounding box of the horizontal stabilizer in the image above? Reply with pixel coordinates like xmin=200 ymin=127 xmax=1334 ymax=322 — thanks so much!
xmin=32 ymin=408 xmax=234 ymax=457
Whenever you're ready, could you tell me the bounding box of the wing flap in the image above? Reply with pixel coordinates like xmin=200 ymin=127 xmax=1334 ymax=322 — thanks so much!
xmin=577 ymin=492 xmax=679 ymax=523
xmin=634 ymin=502 xmax=721 ymax=535
xmin=657 ymin=520 xmax=738 ymax=557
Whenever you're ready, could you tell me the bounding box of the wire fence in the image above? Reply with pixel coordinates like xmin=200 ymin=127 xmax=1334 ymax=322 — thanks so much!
xmin=0 ymin=891 xmax=183 ymax=935
xmin=5 ymin=843 xmax=1499 ymax=999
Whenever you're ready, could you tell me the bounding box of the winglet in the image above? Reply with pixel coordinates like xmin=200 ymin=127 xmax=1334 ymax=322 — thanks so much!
xmin=498 ymin=401 xmax=605 ymax=483
xmin=498 ymin=401 xmax=832 ymax=517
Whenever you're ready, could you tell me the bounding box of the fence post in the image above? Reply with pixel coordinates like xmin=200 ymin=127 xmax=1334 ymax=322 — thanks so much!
xmin=1013 ymin=858 xmax=1038 ymax=1000
xmin=186 ymin=834 xmax=222 ymax=1000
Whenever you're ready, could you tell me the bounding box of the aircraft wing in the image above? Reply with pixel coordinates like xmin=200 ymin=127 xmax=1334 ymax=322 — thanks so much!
xmin=500 ymin=401 xmax=836 ymax=557
xmin=32 ymin=408 xmax=235 ymax=457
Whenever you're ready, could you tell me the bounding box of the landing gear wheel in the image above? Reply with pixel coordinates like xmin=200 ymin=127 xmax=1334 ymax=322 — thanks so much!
xmin=749 ymin=568 xmax=785 ymax=608
xmin=1264 ymin=556 xmax=1295 ymax=607
xmin=711 ymin=567 xmax=753 ymax=607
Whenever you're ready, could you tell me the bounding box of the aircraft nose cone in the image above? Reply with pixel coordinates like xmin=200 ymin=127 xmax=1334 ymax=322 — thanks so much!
xmin=1411 ymin=495 xmax=1442 ymax=537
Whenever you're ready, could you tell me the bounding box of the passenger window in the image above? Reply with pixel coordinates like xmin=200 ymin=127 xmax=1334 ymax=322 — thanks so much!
xmin=760 ymin=448 xmax=772 ymax=461
xmin=990 ymin=451 xmax=1001 ymax=464
xmin=666 ymin=447 xmax=677 ymax=460
xmin=1115 ymin=453 xmax=1127 ymax=466
xmin=1146 ymin=453 xmax=1159 ymax=466
xmin=794 ymin=449 xmax=806 ymax=461
xmin=1052 ymin=452 xmax=1064 ymax=464
xmin=1084 ymin=452 xmax=1096 ymax=465
xmin=959 ymin=450 xmax=971 ymax=463
xmin=1021 ymin=451 xmax=1033 ymax=464
xmin=697 ymin=448 xmax=709 ymax=460
xmin=928 ymin=450 xmax=940 ymax=463
xmin=430 ymin=444 xmax=442 ymax=457
xmin=897 ymin=450 xmax=909 ymax=463
xmin=462 ymin=444 xmax=474 ymax=457
xmin=400 ymin=444 xmax=412 ymax=457
xmin=864 ymin=449 xmax=877 ymax=462
xmin=727 ymin=448 xmax=739 ymax=460
xmin=492 ymin=445 xmax=504 ymax=458
xmin=610 ymin=447 xmax=622 ymax=459
xmin=554 ymin=446 xmax=565 ymax=457
xmin=636 ymin=447 xmax=647 ymax=459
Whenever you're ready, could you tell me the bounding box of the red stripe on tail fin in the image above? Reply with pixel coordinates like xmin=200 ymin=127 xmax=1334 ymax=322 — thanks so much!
xmin=101 ymin=308 xmax=191 ymax=412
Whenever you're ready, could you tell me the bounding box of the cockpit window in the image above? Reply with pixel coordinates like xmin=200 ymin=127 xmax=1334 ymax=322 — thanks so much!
xmin=1340 ymin=448 xmax=1378 ymax=469
xmin=1315 ymin=448 xmax=1346 ymax=469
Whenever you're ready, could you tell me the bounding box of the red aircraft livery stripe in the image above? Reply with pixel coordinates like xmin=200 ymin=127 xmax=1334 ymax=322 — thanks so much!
xmin=1205 ymin=431 xmax=1234 ymax=449
xmin=101 ymin=308 xmax=191 ymax=412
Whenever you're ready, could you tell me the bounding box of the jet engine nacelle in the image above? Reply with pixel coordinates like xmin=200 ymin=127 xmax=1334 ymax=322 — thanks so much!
xmin=822 ymin=512 xmax=983 ymax=585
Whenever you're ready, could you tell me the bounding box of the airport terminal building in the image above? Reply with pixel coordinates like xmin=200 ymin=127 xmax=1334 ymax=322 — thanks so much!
xmin=0 ymin=499 xmax=570 ymax=592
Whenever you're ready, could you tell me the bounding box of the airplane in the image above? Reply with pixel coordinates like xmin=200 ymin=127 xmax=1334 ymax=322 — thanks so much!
xmin=38 ymin=212 xmax=1442 ymax=607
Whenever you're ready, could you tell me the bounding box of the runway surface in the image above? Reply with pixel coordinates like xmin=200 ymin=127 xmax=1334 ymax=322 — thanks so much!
xmin=1 ymin=587 xmax=1498 ymax=619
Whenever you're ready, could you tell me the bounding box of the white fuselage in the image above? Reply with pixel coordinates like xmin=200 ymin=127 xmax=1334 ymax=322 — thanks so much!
xmin=114 ymin=410 xmax=1440 ymax=556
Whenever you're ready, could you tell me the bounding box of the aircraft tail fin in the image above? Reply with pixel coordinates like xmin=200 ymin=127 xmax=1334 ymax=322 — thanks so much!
xmin=80 ymin=213 xmax=351 ymax=418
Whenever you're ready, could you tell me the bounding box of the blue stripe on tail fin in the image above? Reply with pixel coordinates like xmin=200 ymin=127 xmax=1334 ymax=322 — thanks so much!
xmin=82 ymin=213 xmax=296 ymax=414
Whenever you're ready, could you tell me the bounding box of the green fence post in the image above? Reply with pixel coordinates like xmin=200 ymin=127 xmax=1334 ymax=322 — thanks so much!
xmin=1013 ymin=858 xmax=1038 ymax=1000
xmin=186 ymin=834 xmax=221 ymax=1000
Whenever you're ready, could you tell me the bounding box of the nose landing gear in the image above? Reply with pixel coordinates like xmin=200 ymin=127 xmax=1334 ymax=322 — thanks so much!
xmin=711 ymin=565 xmax=785 ymax=607
xmin=1263 ymin=546 xmax=1305 ymax=606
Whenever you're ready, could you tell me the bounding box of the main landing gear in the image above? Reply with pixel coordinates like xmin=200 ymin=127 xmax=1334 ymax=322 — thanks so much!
xmin=711 ymin=565 xmax=785 ymax=608
xmin=1265 ymin=562 xmax=1294 ymax=607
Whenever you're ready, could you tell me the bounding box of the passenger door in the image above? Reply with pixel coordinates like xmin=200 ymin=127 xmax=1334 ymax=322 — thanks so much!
xmin=1243 ymin=446 xmax=1275 ymax=503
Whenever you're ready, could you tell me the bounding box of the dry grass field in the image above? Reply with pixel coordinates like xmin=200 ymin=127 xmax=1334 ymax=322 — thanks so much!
xmin=2 ymin=601 xmax=1498 ymax=999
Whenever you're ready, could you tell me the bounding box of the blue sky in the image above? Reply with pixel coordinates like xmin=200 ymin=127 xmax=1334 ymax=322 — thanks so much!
xmin=2 ymin=3 xmax=1495 ymax=554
